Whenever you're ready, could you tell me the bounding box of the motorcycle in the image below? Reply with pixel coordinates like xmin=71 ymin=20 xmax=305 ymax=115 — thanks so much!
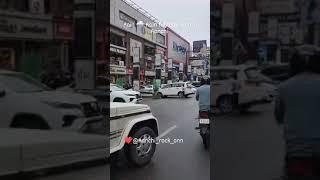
xmin=196 ymin=111 xmax=210 ymax=149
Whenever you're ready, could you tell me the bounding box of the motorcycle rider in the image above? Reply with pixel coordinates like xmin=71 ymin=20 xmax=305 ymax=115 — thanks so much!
xmin=275 ymin=45 xmax=320 ymax=178
xmin=196 ymin=78 xmax=210 ymax=112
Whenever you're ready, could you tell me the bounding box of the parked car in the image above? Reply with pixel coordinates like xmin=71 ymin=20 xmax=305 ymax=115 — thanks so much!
xmin=212 ymin=65 xmax=277 ymax=113
xmin=157 ymin=82 xmax=195 ymax=98
xmin=140 ymin=84 xmax=154 ymax=94
xmin=110 ymin=102 xmax=158 ymax=167
xmin=110 ymin=84 xmax=142 ymax=103
xmin=0 ymin=70 xmax=103 ymax=130
xmin=0 ymin=128 xmax=106 ymax=177
xmin=259 ymin=64 xmax=290 ymax=82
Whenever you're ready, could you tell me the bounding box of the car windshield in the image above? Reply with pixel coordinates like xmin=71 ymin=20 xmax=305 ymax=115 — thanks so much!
xmin=0 ymin=73 xmax=51 ymax=93
xmin=111 ymin=85 xmax=124 ymax=91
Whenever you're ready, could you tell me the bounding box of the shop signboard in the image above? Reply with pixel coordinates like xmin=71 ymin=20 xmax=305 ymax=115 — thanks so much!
xmin=110 ymin=65 xmax=127 ymax=75
xmin=145 ymin=71 xmax=156 ymax=76
xmin=168 ymin=58 xmax=173 ymax=69
xmin=179 ymin=63 xmax=184 ymax=72
xmin=144 ymin=26 xmax=153 ymax=41
xmin=110 ymin=46 xmax=126 ymax=55
xmin=222 ymin=2 xmax=235 ymax=29
xmin=258 ymin=0 xmax=297 ymax=14
xmin=54 ymin=21 xmax=73 ymax=40
xmin=127 ymin=68 xmax=133 ymax=75
xmin=248 ymin=11 xmax=259 ymax=35
xmin=188 ymin=65 xmax=192 ymax=73
xmin=74 ymin=60 xmax=95 ymax=90
xmin=130 ymin=39 xmax=142 ymax=57
xmin=0 ymin=16 xmax=53 ymax=40
xmin=155 ymin=54 xmax=162 ymax=66
xmin=29 ymin=0 xmax=45 ymax=14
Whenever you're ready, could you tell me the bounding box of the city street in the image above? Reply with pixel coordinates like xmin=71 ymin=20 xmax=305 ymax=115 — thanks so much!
xmin=111 ymin=95 xmax=210 ymax=180
xmin=213 ymin=103 xmax=285 ymax=180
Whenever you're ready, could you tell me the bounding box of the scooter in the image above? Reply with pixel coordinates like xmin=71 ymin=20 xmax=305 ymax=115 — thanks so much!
xmin=196 ymin=111 xmax=210 ymax=149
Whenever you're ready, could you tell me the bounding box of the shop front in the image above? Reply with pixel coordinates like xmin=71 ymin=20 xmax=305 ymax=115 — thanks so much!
xmin=0 ymin=14 xmax=53 ymax=79
xmin=110 ymin=64 xmax=127 ymax=87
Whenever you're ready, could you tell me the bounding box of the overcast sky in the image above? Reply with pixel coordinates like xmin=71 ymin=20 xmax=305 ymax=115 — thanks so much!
xmin=130 ymin=0 xmax=210 ymax=47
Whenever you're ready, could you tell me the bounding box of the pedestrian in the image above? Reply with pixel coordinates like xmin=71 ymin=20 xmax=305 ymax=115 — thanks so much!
xmin=275 ymin=45 xmax=320 ymax=178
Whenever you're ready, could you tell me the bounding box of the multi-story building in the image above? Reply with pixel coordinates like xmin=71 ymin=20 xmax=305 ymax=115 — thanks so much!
xmin=109 ymin=0 xmax=167 ymax=87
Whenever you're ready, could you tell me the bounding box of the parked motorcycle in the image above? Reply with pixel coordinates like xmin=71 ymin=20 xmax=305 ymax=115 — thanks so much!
xmin=196 ymin=111 xmax=210 ymax=149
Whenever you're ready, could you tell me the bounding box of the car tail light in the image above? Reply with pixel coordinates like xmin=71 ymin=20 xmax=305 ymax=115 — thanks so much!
xmin=199 ymin=111 xmax=209 ymax=118
xmin=287 ymin=158 xmax=313 ymax=177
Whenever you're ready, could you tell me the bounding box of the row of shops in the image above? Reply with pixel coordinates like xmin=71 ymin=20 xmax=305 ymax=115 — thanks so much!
xmin=0 ymin=12 xmax=73 ymax=80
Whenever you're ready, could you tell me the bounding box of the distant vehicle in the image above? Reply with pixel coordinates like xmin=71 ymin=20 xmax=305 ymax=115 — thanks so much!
xmin=0 ymin=70 xmax=103 ymax=130
xmin=157 ymin=82 xmax=195 ymax=98
xmin=260 ymin=64 xmax=290 ymax=82
xmin=110 ymin=84 xmax=142 ymax=103
xmin=140 ymin=84 xmax=154 ymax=94
xmin=212 ymin=65 xmax=277 ymax=113
xmin=191 ymin=81 xmax=201 ymax=87
xmin=110 ymin=102 xmax=158 ymax=167
xmin=0 ymin=128 xmax=106 ymax=176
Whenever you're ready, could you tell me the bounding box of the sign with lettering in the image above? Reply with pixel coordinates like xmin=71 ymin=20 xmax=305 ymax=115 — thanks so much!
xmin=0 ymin=16 xmax=52 ymax=39
xmin=75 ymin=60 xmax=95 ymax=90
xmin=110 ymin=65 xmax=127 ymax=75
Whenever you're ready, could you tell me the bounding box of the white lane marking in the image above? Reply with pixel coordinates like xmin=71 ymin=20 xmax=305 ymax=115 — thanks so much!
xmin=156 ymin=125 xmax=177 ymax=140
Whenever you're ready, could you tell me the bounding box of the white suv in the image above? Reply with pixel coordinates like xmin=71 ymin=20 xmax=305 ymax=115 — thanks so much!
xmin=213 ymin=65 xmax=277 ymax=113
xmin=157 ymin=82 xmax=195 ymax=98
xmin=0 ymin=70 xmax=103 ymax=130
xmin=110 ymin=84 xmax=142 ymax=103
xmin=110 ymin=102 xmax=158 ymax=167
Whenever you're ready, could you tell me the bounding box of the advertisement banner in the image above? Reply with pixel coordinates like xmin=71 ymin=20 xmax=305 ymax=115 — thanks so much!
xmin=74 ymin=60 xmax=95 ymax=90
xmin=248 ymin=11 xmax=260 ymax=34
xmin=193 ymin=40 xmax=207 ymax=53
xmin=222 ymin=3 xmax=235 ymax=29
xmin=130 ymin=38 xmax=142 ymax=57
xmin=155 ymin=54 xmax=162 ymax=66
xmin=179 ymin=63 xmax=184 ymax=72
xmin=168 ymin=58 xmax=173 ymax=69
xmin=267 ymin=18 xmax=278 ymax=39
xmin=188 ymin=65 xmax=191 ymax=73
xmin=133 ymin=47 xmax=140 ymax=63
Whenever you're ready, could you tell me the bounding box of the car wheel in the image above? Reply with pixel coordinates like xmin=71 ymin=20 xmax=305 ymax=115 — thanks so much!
xmin=218 ymin=95 xmax=234 ymax=114
xmin=114 ymin=98 xmax=125 ymax=103
xmin=157 ymin=92 xmax=164 ymax=98
xmin=125 ymin=127 xmax=156 ymax=167
xmin=178 ymin=92 xmax=184 ymax=98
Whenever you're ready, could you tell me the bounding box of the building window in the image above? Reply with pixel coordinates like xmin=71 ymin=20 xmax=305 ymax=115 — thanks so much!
xmin=110 ymin=33 xmax=126 ymax=47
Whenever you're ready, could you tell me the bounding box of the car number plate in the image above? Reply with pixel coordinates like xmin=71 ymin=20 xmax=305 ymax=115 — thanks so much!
xmin=199 ymin=119 xmax=210 ymax=124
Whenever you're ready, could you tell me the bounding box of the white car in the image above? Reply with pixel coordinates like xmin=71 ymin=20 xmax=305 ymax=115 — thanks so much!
xmin=140 ymin=85 xmax=154 ymax=94
xmin=110 ymin=102 xmax=158 ymax=167
xmin=157 ymin=82 xmax=195 ymax=98
xmin=212 ymin=65 xmax=277 ymax=113
xmin=0 ymin=128 xmax=106 ymax=176
xmin=110 ymin=84 xmax=142 ymax=103
xmin=0 ymin=70 xmax=103 ymax=130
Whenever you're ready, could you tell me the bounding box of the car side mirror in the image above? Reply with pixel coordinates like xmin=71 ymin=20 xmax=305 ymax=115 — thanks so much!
xmin=0 ymin=90 xmax=6 ymax=98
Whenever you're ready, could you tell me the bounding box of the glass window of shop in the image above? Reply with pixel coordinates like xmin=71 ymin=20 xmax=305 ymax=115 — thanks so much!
xmin=110 ymin=33 xmax=126 ymax=48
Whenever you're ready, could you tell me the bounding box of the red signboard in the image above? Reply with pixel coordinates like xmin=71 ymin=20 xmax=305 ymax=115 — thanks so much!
xmin=54 ymin=21 xmax=73 ymax=40
xmin=127 ymin=68 xmax=133 ymax=75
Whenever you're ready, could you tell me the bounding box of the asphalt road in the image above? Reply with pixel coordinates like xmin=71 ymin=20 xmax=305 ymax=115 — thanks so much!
xmin=212 ymin=103 xmax=285 ymax=180
xmin=111 ymin=95 xmax=210 ymax=180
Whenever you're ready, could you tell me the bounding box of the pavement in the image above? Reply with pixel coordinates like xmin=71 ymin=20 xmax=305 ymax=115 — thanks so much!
xmin=212 ymin=103 xmax=285 ymax=180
